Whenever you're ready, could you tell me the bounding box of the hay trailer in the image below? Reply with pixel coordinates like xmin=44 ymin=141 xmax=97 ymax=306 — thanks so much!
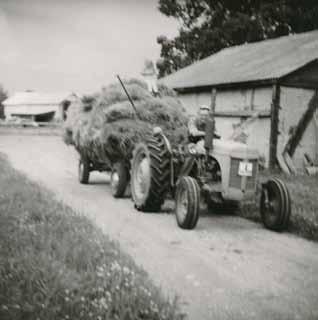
xmin=77 ymin=145 xmax=130 ymax=198
xmin=130 ymin=121 xmax=291 ymax=231
xmin=75 ymin=77 xmax=138 ymax=198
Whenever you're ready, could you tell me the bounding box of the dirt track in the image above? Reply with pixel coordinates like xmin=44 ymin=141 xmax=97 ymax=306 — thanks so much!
xmin=1 ymin=135 xmax=318 ymax=320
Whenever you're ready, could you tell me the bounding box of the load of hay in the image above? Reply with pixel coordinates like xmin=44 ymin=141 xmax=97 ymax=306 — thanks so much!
xmin=63 ymin=79 xmax=188 ymax=166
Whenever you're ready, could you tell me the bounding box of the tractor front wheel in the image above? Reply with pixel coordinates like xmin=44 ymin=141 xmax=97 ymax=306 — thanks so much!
xmin=111 ymin=161 xmax=129 ymax=198
xmin=175 ymin=176 xmax=200 ymax=229
xmin=260 ymin=178 xmax=291 ymax=231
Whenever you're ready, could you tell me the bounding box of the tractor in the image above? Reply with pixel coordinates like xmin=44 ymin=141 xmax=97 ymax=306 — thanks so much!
xmin=130 ymin=118 xmax=291 ymax=231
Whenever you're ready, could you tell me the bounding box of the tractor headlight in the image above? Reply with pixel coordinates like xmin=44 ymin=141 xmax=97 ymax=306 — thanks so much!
xmin=153 ymin=126 xmax=163 ymax=136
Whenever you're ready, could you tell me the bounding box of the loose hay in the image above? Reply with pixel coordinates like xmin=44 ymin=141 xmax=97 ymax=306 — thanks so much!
xmin=63 ymin=79 xmax=188 ymax=165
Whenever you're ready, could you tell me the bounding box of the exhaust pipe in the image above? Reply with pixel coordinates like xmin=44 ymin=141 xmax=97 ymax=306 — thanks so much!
xmin=204 ymin=117 xmax=215 ymax=152
xmin=205 ymin=88 xmax=217 ymax=152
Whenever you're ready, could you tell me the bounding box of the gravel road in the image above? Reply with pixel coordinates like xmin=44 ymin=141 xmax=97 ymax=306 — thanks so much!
xmin=1 ymin=135 xmax=318 ymax=320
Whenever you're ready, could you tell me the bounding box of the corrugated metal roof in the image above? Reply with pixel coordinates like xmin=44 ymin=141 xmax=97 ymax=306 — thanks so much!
xmin=3 ymin=91 xmax=77 ymax=106
xmin=161 ymin=30 xmax=318 ymax=90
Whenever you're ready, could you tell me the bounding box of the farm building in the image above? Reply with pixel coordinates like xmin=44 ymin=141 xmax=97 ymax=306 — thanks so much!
xmin=161 ymin=30 xmax=318 ymax=171
xmin=3 ymin=91 xmax=78 ymax=122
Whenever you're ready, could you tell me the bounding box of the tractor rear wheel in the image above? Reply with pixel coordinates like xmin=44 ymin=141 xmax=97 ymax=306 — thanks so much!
xmin=260 ymin=178 xmax=291 ymax=231
xmin=131 ymin=137 xmax=171 ymax=212
xmin=111 ymin=161 xmax=129 ymax=198
xmin=175 ymin=176 xmax=200 ymax=229
xmin=78 ymin=157 xmax=90 ymax=184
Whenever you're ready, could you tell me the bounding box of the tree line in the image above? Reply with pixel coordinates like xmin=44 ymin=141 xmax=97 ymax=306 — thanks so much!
xmin=156 ymin=0 xmax=318 ymax=77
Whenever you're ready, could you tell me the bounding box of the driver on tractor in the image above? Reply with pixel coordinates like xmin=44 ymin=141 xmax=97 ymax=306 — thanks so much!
xmin=188 ymin=105 xmax=220 ymax=144
xmin=188 ymin=105 xmax=210 ymax=143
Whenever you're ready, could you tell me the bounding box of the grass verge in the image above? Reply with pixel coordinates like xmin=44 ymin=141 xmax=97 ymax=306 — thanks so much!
xmin=0 ymin=154 xmax=184 ymax=320
xmin=241 ymin=171 xmax=318 ymax=241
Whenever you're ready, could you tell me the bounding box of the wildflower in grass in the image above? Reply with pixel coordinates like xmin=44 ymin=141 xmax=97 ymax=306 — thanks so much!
xmin=123 ymin=266 xmax=130 ymax=274
xmin=143 ymin=308 xmax=149 ymax=315
xmin=111 ymin=261 xmax=121 ymax=273
xmin=106 ymin=292 xmax=112 ymax=303
xmin=96 ymin=270 xmax=104 ymax=277
xmin=99 ymin=297 xmax=108 ymax=310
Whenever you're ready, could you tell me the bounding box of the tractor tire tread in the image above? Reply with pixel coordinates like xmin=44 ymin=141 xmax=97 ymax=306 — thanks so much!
xmin=79 ymin=157 xmax=90 ymax=184
xmin=175 ymin=176 xmax=200 ymax=229
xmin=131 ymin=136 xmax=171 ymax=212
xmin=261 ymin=178 xmax=291 ymax=231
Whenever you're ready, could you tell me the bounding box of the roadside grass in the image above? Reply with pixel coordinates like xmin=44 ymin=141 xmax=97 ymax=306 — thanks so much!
xmin=241 ymin=171 xmax=318 ymax=241
xmin=0 ymin=155 xmax=184 ymax=320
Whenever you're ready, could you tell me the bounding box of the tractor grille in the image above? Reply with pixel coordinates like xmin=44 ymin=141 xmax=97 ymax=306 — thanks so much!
xmin=229 ymin=159 xmax=242 ymax=189
xmin=229 ymin=158 xmax=257 ymax=190
xmin=246 ymin=160 xmax=258 ymax=189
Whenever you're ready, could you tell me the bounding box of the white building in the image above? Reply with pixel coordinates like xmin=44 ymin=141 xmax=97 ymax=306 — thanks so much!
xmin=3 ymin=91 xmax=78 ymax=122
xmin=161 ymin=30 xmax=318 ymax=169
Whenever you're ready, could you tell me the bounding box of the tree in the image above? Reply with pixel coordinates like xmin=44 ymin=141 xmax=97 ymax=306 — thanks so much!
xmin=0 ymin=84 xmax=8 ymax=119
xmin=156 ymin=0 xmax=318 ymax=77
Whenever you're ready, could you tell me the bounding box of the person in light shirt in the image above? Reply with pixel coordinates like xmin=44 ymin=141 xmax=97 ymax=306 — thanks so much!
xmin=188 ymin=105 xmax=214 ymax=142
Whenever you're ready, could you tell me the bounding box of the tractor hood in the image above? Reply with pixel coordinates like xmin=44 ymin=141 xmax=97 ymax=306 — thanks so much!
xmin=211 ymin=138 xmax=259 ymax=159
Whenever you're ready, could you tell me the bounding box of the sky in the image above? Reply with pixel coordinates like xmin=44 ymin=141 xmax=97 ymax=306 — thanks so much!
xmin=0 ymin=0 xmax=179 ymax=94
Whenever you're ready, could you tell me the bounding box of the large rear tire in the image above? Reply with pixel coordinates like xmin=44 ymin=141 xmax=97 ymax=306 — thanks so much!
xmin=111 ymin=161 xmax=129 ymax=198
xmin=175 ymin=176 xmax=200 ymax=229
xmin=260 ymin=178 xmax=291 ymax=231
xmin=78 ymin=157 xmax=90 ymax=184
xmin=131 ymin=137 xmax=171 ymax=212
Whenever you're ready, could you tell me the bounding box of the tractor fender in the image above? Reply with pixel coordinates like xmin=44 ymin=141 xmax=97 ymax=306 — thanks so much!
xmin=208 ymin=153 xmax=231 ymax=198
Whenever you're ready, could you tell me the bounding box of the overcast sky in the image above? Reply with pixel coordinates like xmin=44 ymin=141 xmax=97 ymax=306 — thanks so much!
xmin=0 ymin=0 xmax=179 ymax=94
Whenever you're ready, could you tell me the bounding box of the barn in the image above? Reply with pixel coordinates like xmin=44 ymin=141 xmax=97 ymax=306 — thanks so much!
xmin=161 ymin=30 xmax=318 ymax=171
xmin=3 ymin=91 xmax=78 ymax=122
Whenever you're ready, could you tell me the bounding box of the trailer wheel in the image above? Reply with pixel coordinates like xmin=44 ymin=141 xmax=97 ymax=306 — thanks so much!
xmin=78 ymin=157 xmax=90 ymax=184
xmin=175 ymin=176 xmax=200 ymax=229
xmin=131 ymin=137 xmax=170 ymax=212
xmin=260 ymin=178 xmax=291 ymax=231
xmin=111 ymin=161 xmax=129 ymax=198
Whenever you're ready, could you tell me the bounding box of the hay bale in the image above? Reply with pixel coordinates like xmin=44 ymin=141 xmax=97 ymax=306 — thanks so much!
xmin=63 ymin=79 xmax=188 ymax=165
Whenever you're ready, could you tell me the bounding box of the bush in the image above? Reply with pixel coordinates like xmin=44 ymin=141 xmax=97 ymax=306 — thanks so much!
xmin=0 ymin=155 xmax=184 ymax=320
